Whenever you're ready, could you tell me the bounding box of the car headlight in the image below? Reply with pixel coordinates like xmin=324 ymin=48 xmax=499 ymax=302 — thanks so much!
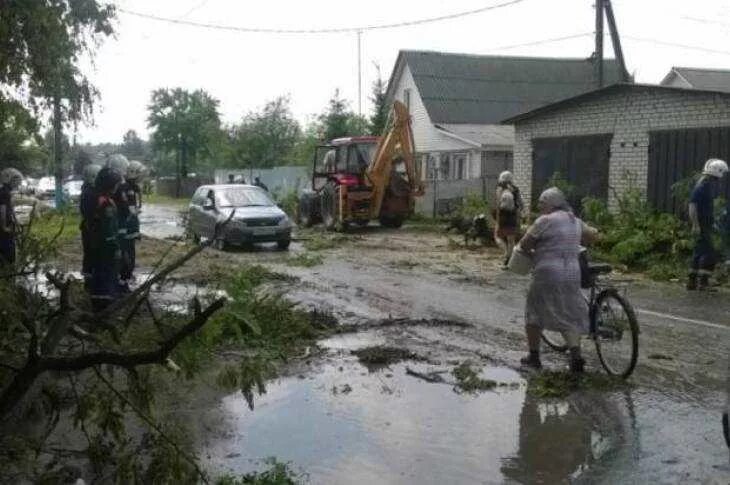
xmin=278 ymin=215 xmax=290 ymax=227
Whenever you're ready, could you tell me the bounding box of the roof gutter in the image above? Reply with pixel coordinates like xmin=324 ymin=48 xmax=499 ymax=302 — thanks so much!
xmin=434 ymin=125 xmax=482 ymax=148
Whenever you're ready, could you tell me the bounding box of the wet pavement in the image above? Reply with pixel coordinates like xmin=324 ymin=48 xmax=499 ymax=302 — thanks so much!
xmin=137 ymin=205 xmax=730 ymax=483
xmin=139 ymin=203 xmax=186 ymax=239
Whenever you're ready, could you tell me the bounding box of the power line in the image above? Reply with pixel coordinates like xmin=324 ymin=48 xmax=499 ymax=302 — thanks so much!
xmin=622 ymin=35 xmax=730 ymax=56
xmin=117 ymin=0 xmax=528 ymax=34
xmin=486 ymin=32 xmax=592 ymax=52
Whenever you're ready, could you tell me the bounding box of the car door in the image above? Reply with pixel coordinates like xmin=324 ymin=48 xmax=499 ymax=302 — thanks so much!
xmin=201 ymin=189 xmax=218 ymax=239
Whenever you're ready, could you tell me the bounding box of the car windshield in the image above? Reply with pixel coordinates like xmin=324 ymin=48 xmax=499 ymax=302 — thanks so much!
xmin=216 ymin=187 xmax=274 ymax=208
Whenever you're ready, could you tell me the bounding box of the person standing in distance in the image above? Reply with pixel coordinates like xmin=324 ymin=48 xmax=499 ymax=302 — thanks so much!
xmin=89 ymin=167 xmax=122 ymax=311
xmin=107 ymin=154 xmax=131 ymax=292
xmin=495 ymin=171 xmax=524 ymax=268
xmin=0 ymin=168 xmax=23 ymax=268
xmin=687 ymin=158 xmax=728 ymax=291
xmin=121 ymin=161 xmax=145 ymax=283
xmin=79 ymin=164 xmax=101 ymax=287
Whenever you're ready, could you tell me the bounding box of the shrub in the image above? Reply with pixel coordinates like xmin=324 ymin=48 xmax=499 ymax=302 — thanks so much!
xmin=460 ymin=192 xmax=490 ymax=219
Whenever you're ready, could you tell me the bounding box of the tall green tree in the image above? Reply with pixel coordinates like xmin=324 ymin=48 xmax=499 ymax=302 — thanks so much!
xmin=121 ymin=129 xmax=148 ymax=159
xmin=369 ymin=64 xmax=388 ymax=136
xmin=228 ymin=96 xmax=301 ymax=169
xmin=0 ymin=1 xmax=115 ymax=178
xmin=147 ymin=88 xmax=221 ymax=193
xmin=317 ymin=89 xmax=369 ymax=141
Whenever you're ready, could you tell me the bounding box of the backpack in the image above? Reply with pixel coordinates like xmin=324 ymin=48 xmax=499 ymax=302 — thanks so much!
xmin=499 ymin=189 xmax=515 ymax=211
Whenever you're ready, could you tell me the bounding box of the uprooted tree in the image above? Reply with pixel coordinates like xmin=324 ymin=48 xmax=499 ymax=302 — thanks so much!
xmin=0 ymin=209 xmax=249 ymax=482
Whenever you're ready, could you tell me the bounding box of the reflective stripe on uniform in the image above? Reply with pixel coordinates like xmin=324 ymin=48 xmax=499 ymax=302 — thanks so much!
xmin=125 ymin=232 xmax=140 ymax=239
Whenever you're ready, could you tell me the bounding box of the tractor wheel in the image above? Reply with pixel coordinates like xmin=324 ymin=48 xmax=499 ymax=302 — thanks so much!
xmin=297 ymin=194 xmax=314 ymax=228
xmin=321 ymin=183 xmax=338 ymax=231
xmin=379 ymin=215 xmax=404 ymax=229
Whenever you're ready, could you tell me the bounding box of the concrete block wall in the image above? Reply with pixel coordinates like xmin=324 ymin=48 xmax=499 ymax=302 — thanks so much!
xmin=512 ymin=87 xmax=730 ymax=209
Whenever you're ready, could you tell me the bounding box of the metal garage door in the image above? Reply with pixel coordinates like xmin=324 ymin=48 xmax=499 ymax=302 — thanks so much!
xmin=648 ymin=127 xmax=730 ymax=214
xmin=532 ymin=134 xmax=612 ymax=209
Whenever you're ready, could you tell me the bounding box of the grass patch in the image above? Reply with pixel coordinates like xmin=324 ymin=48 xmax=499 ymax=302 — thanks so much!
xmin=286 ymin=252 xmax=323 ymax=268
xmin=452 ymin=362 xmax=497 ymax=393
xmin=29 ymin=209 xmax=81 ymax=246
xmin=145 ymin=192 xmax=190 ymax=207
xmin=527 ymin=371 xmax=629 ymax=398
xmin=352 ymin=346 xmax=421 ymax=367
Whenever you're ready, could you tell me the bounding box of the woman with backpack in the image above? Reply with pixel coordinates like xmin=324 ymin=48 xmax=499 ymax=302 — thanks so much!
xmin=495 ymin=171 xmax=523 ymax=268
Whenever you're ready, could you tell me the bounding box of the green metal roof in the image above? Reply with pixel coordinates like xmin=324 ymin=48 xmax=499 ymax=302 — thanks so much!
xmin=390 ymin=50 xmax=622 ymax=124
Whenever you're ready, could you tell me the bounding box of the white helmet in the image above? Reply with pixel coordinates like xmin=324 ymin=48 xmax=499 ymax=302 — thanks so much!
xmin=126 ymin=160 xmax=146 ymax=180
xmin=83 ymin=164 xmax=102 ymax=185
xmin=107 ymin=153 xmax=129 ymax=177
xmin=1 ymin=167 xmax=23 ymax=187
xmin=498 ymin=171 xmax=513 ymax=184
xmin=703 ymin=158 xmax=728 ymax=179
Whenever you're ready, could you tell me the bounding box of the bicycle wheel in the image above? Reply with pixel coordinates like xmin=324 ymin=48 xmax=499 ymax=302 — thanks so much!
xmin=541 ymin=330 xmax=568 ymax=352
xmin=592 ymin=289 xmax=639 ymax=378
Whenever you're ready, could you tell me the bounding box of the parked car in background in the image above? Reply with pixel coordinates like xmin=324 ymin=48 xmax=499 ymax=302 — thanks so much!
xmin=188 ymin=184 xmax=292 ymax=250
xmin=63 ymin=180 xmax=83 ymax=203
xmin=37 ymin=176 xmax=56 ymax=198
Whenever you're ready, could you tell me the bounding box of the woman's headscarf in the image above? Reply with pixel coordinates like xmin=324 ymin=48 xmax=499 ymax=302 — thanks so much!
xmin=538 ymin=187 xmax=571 ymax=212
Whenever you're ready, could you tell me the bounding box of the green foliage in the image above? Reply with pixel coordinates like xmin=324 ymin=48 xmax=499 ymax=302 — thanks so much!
xmin=369 ymin=65 xmax=388 ymax=136
xmin=452 ymin=362 xmax=497 ymax=393
xmin=286 ymin=252 xmax=324 ymax=268
xmin=271 ymin=188 xmax=299 ymax=218
xmin=147 ymin=88 xmax=222 ymax=177
xmin=0 ymin=0 xmax=115 ymax=122
xmin=528 ymin=371 xmax=628 ymax=398
xmin=580 ymin=182 xmax=692 ymax=280
xmin=227 ymin=96 xmax=302 ymax=169
xmin=216 ymin=458 xmax=304 ymax=485
xmin=317 ymin=89 xmax=369 ymax=141
xmin=460 ymin=192 xmax=490 ymax=219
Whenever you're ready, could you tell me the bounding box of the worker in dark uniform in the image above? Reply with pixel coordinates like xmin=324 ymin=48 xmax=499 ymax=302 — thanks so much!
xmin=687 ymin=158 xmax=728 ymax=291
xmin=108 ymin=154 xmax=131 ymax=292
xmin=89 ymin=167 xmax=122 ymax=311
xmin=253 ymin=177 xmax=269 ymax=192
xmin=79 ymin=164 xmax=101 ymax=287
xmin=121 ymin=161 xmax=145 ymax=284
xmin=0 ymin=168 xmax=23 ymax=268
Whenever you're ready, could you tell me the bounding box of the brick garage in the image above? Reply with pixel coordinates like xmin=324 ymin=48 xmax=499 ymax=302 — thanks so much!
xmin=503 ymin=83 xmax=730 ymax=210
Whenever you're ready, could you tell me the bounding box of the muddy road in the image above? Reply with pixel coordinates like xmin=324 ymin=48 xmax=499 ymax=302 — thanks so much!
xmin=134 ymin=204 xmax=730 ymax=484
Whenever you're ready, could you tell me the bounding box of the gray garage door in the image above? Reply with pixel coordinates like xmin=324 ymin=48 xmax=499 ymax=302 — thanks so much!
xmin=648 ymin=127 xmax=730 ymax=214
xmin=532 ymin=134 xmax=612 ymax=209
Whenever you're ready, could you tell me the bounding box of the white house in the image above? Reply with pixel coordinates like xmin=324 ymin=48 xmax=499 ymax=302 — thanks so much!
xmin=384 ymin=50 xmax=621 ymax=215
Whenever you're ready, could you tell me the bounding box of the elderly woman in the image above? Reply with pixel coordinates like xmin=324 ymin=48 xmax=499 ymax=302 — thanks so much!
xmin=517 ymin=187 xmax=598 ymax=372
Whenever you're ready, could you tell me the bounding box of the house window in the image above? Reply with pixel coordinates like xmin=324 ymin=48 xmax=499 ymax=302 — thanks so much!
xmin=403 ymin=88 xmax=411 ymax=113
xmin=439 ymin=153 xmax=451 ymax=180
xmin=453 ymin=153 xmax=467 ymax=180
xmin=425 ymin=153 xmax=438 ymax=180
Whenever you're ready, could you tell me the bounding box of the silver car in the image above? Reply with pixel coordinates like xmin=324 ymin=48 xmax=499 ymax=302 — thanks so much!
xmin=188 ymin=184 xmax=292 ymax=250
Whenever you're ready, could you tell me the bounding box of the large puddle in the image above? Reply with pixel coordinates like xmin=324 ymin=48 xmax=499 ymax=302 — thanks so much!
xmin=202 ymin=336 xmax=626 ymax=484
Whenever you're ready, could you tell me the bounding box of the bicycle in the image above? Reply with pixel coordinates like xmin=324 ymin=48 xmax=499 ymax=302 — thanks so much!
xmin=541 ymin=261 xmax=640 ymax=379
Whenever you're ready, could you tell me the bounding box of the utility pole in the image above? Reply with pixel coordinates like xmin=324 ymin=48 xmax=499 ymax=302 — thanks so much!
xmin=53 ymin=93 xmax=65 ymax=209
xmin=604 ymin=0 xmax=630 ymax=82
xmin=357 ymin=30 xmax=363 ymax=116
xmin=594 ymin=0 xmax=605 ymax=88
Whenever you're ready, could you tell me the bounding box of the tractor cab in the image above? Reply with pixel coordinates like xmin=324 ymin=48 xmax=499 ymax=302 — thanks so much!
xmin=311 ymin=136 xmax=379 ymax=191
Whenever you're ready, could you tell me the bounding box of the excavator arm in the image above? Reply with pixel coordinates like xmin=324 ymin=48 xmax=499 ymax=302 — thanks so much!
xmin=366 ymin=100 xmax=423 ymax=218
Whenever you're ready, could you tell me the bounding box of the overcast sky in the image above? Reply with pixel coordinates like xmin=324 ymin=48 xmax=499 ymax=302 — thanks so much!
xmin=77 ymin=0 xmax=730 ymax=144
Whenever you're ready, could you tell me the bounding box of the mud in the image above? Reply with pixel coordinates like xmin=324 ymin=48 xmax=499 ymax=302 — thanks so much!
xmin=47 ymin=204 xmax=730 ymax=483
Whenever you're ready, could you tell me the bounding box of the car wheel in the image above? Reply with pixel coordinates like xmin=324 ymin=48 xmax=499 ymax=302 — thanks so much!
xmin=277 ymin=239 xmax=291 ymax=251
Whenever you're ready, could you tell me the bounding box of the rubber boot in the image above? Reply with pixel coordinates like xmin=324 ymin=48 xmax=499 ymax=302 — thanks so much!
xmin=520 ymin=350 xmax=542 ymax=369
xmin=569 ymin=347 xmax=585 ymax=373
xmin=686 ymin=273 xmax=698 ymax=291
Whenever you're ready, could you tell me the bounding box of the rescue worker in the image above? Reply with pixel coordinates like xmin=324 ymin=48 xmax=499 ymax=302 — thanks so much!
xmin=120 ymin=161 xmax=145 ymax=284
xmin=253 ymin=176 xmax=268 ymax=192
xmin=495 ymin=171 xmax=524 ymax=268
xmin=79 ymin=164 xmax=101 ymax=286
xmin=0 ymin=168 xmax=23 ymax=267
xmin=687 ymin=158 xmax=728 ymax=291
xmin=107 ymin=154 xmax=131 ymax=292
xmin=89 ymin=167 xmax=122 ymax=311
